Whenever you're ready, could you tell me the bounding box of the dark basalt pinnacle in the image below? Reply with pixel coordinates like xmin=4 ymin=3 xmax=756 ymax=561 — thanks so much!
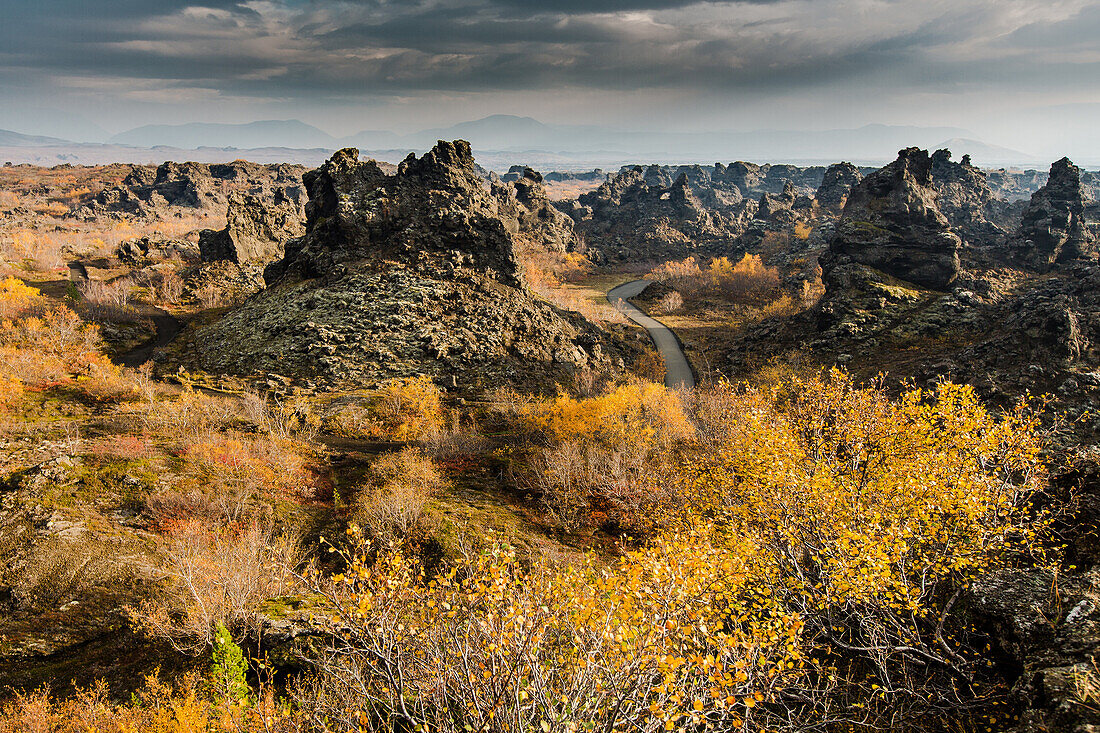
xmin=826 ymin=147 xmax=961 ymax=290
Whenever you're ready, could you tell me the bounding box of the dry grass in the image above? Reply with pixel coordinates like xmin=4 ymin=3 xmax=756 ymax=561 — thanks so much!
xmin=7 ymin=535 xmax=137 ymax=611
xmin=655 ymin=290 xmax=683 ymax=314
xmin=355 ymin=448 xmax=444 ymax=545
xmin=541 ymin=179 xmax=603 ymax=201
xmin=129 ymin=519 xmax=301 ymax=653
xmin=76 ymin=276 xmax=144 ymax=323
xmin=1076 ymin=659 xmax=1100 ymax=713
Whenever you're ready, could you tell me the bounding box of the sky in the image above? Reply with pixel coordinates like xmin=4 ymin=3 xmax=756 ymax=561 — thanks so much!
xmin=1 ymin=0 xmax=1098 ymax=159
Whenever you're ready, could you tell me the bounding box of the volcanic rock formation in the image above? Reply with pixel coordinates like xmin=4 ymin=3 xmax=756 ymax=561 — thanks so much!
xmin=181 ymin=142 xmax=636 ymax=391
xmin=198 ymin=192 xmax=304 ymax=267
xmin=926 ymin=149 xmax=1006 ymax=248
xmin=825 ymin=147 xmax=961 ymax=291
xmin=815 ymin=162 xmax=862 ymax=213
xmin=571 ymin=166 xmax=756 ymax=262
xmin=757 ymin=181 xmax=799 ymax=226
xmin=1013 ymin=157 xmax=1097 ymax=271
xmin=77 ymin=160 xmax=307 ymax=220
xmin=492 ymin=167 xmax=579 ymax=253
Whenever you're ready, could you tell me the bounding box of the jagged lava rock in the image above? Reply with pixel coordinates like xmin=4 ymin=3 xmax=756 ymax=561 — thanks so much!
xmin=79 ymin=160 xmax=307 ymax=221
xmin=757 ymin=181 xmax=799 ymax=226
xmin=815 ymin=162 xmax=862 ymax=213
xmin=182 ymin=142 xmax=636 ymax=391
xmin=928 ymin=149 xmax=1006 ymax=249
xmin=1014 ymin=157 xmax=1097 ymax=271
xmin=573 ymin=166 xmax=756 ymax=262
xmin=266 ymin=142 xmax=523 ymax=287
xmin=492 ymin=167 xmax=579 ymax=253
xmin=826 ymin=147 xmax=961 ymax=290
xmin=199 ymin=191 xmax=304 ymax=266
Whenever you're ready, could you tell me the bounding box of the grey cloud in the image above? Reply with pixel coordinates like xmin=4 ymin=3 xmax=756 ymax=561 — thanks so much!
xmin=1006 ymin=4 xmax=1100 ymax=49
xmin=1 ymin=0 xmax=1098 ymax=139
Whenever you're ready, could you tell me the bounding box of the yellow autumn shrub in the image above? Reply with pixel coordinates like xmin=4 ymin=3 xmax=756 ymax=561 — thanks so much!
xmin=517 ymin=380 xmax=695 ymax=530
xmin=300 ymin=370 xmax=1050 ymax=731
xmin=301 ymin=526 xmax=811 ymax=733
xmin=521 ymin=379 xmax=694 ymax=450
xmin=679 ymin=370 xmax=1052 ymax=725
xmin=329 ymin=375 xmax=444 ymax=442
xmin=0 ymin=672 xmax=302 ymax=732
xmin=706 ymin=253 xmax=780 ymax=302
xmin=0 ymin=276 xmax=40 ymax=319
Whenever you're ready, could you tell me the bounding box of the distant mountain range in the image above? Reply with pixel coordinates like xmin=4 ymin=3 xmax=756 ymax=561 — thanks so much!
xmin=109 ymin=120 xmax=339 ymax=150
xmin=0 ymin=115 xmax=1069 ymax=169
xmin=0 ymin=129 xmax=70 ymax=147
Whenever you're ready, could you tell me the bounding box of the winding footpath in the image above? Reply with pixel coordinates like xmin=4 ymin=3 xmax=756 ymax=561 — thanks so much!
xmin=117 ymin=308 xmax=184 ymax=369
xmin=607 ymin=280 xmax=695 ymax=390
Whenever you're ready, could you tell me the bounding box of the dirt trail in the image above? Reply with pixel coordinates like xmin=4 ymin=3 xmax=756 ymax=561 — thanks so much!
xmin=118 ymin=309 xmax=184 ymax=368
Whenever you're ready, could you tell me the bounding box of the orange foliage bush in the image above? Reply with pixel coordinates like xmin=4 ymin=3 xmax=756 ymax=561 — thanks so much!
xmin=647 ymin=256 xmax=704 ymax=294
xmin=521 ymin=379 xmax=693 ymax=450
xmin=300 ymin=527 xmax=809 ymax=733
xmin=0 ymin=296 xmax=114 ymax=394
xmin=0 ymin=672 xmax=302 ymax=732
xmin=180 ymin=432 xmax=312 ymax=513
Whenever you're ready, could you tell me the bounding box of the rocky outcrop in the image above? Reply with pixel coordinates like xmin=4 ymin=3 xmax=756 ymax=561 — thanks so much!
xmin=493 ymin=167 xmax=579 ymax=253
xmin=717 ymin=161 xmax=765 ymax=196
xmin=757 ymin=181 xmax=798 ymax=225
xmin=1013 ymin=158 xmax=1097 ymax=271
xmin=116 ymin=235 xmax=198 ymax=265
xmin=825 ymin=147 xmax=961 ymax=290
xmin=181 ymin=142 xmax=637 ymax=392
xmin=571 ymin=166 xmax=756 ymax=263
xmin=968 ymin=564 xmax=1100 ymax=732
xmin=77 ymin=160 xmax=307 ymax=221
xmin=815 ymin=162 xmax=862 ymax=213
xmin=927 ymin=149 xmax=1005 ymax=248
xmin=711 ymin=161 xmax=827 ymax=199
xmin=265 ymin=142 xmax=523 ymax=288
xmin=967 ymin=456 xmax=1100 ymax=733
xmin=198 ymin=192 xmax=304 ymax=266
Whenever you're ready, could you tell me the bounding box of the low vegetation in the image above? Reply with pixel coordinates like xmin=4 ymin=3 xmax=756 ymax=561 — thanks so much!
xmin=0 ymin=261 xmax=1073 ymax=732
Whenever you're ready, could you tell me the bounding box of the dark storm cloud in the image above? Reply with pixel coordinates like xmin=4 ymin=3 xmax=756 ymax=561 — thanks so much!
xmin=1 ymin=0 xmax=1097 ymax=108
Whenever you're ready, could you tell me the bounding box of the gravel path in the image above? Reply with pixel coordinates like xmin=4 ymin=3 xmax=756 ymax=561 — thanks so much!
xmin=607 ymin=279 xmax=695 ymax=390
